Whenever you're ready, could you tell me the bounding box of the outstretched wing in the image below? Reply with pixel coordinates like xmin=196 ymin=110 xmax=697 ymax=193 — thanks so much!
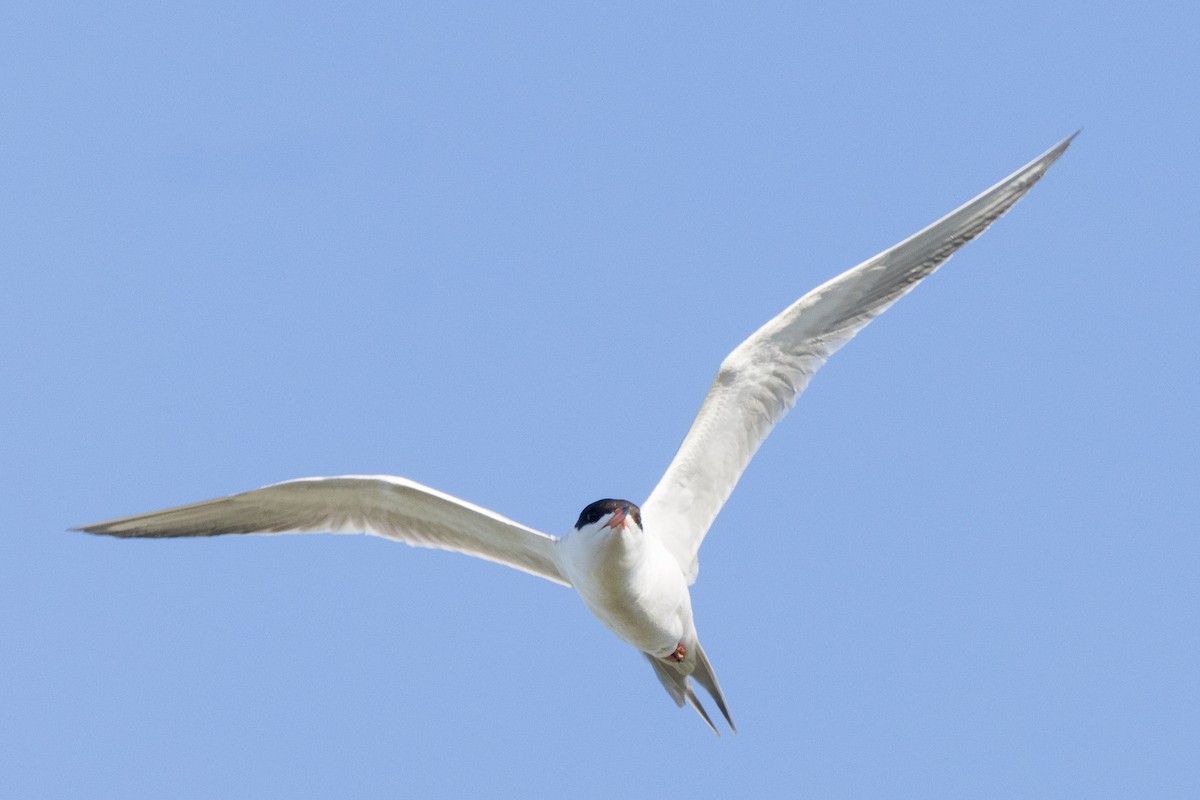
xmin=643 ymin=134 xmax=1077 ymax=583
xmin=76 ymin=475 xmax=569 ymax=586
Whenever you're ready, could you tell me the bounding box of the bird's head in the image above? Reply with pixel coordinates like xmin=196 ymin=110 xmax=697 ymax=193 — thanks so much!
xmin=573 ymin=499 xmax=642 ymax=534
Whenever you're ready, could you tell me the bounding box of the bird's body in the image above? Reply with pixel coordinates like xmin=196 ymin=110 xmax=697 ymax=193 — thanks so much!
xmin=559 ymin=501 xmax=694 ymax=660
xmin=77 ymin=134 xmax=1076 ymax=734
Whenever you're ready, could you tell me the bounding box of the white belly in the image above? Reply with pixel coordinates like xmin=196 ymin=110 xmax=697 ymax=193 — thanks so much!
xmin=559 ymin=526 xmax=695 ymax=658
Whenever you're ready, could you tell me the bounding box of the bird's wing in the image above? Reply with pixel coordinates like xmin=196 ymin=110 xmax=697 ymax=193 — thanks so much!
xmin=643 ymin=134 xmax=1076 ymax=583
xmin=76 ymin=475 xmax=569 ymax=586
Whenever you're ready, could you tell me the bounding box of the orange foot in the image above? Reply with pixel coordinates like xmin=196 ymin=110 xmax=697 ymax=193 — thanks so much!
xmin=665 ymin=643 xmax=687 ymax=663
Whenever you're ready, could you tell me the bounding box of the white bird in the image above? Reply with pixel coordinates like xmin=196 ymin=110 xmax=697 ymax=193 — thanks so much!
xmin=77 ymin=134 xmax=1075 ymax=734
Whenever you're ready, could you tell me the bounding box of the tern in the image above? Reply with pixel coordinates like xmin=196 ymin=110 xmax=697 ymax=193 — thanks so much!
xmin=77 ymin=134 xmax=1075 ymax=734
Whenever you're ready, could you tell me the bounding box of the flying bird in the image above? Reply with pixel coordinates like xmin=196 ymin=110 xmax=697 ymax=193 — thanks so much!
xmin=77 ymin=134 xmax=1076 ymax=734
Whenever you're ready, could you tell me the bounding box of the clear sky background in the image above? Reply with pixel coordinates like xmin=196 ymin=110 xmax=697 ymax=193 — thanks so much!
xmin=3 ymin=2 xmax=1197 ymax=798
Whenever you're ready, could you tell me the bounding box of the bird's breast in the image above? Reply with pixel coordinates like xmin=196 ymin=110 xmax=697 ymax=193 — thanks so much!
xmin=559 ymin=528 xmax=693 ymax=657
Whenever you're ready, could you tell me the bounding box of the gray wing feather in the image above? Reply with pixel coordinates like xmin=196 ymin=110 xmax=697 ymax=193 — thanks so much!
xmin=76 ymin=475 xmax=568 ymax=586
xmin=643 ymin=134 xmax=1077 ymax=583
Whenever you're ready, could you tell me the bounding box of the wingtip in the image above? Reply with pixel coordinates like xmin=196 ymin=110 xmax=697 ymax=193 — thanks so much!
xmin=1042 ymin=129 xmax=1081 ymax=164
xmin=70 ymin=522 xmax=122 ymax=537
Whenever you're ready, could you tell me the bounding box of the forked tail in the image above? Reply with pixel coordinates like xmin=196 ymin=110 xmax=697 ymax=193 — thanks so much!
xmin=643 ymin=641 xmax=735 ymax=735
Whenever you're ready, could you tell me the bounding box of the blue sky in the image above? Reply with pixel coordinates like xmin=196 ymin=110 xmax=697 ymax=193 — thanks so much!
xmin=3 ymin=2 xmax=1197 ymax=797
